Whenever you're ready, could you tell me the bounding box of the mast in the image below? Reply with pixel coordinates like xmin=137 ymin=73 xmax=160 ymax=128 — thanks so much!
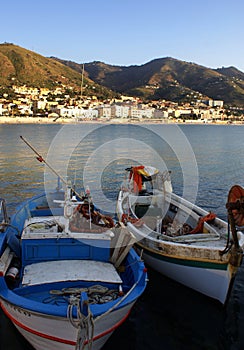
xmin=80 ymin=63 xmax=84 ymax=102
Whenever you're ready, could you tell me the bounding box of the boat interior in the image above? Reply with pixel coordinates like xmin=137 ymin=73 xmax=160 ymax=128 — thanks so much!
xmin=0 ymin=191 xmax=141 ymax=313
xmin=122 ymin=190 xmax=226 ymax=244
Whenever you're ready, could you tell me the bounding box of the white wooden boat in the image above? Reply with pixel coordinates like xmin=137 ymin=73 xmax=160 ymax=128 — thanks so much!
xmin=0 ymin=139 xmax=147 ymax=350
xmin=117 ymin=165 xmax=244 ymax=304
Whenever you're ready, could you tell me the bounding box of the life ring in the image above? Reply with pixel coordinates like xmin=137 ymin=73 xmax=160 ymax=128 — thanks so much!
xmin=227 ymin=185 xmax=244 ymax=226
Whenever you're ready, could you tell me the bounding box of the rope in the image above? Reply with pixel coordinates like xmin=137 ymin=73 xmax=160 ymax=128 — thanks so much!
xmin=51 ymin=287 xmax=88 ymax=295
xmin=94 ymin=280 xmax=138 ymax=324
xmin=50 ymin=285 xmax=108 ymax=296
xmin=63 ymin=281 xmax=139 ymax=348
xmin=67 ymin=295 xmax=80 ymax=328
xmin=220 ymin=220 xmax=232 ymax=255
xmin=75 ymin=302 xmax=94 ymax=350
xmin=67 ymin=296 xmax=94 ymax=350
xmin=66 ymin=293 xmax=95 ymax=350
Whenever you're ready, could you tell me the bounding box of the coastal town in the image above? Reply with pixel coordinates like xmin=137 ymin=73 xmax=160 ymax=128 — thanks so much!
xmin=0 ymin=84 xmax=244 ymax=124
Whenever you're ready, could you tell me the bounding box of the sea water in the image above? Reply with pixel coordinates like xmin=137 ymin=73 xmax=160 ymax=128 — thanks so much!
xmin=0 ymin=123 xmax=244 ymax=349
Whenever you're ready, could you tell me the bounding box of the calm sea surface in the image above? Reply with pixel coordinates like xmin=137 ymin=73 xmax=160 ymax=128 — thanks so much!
xmin=1 ymin=123 xmax=244 ymax=349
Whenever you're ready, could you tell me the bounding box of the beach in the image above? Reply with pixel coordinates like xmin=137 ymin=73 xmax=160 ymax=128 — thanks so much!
xmin=0 ymin=115 xmax=242 ymax=125
xmin=0 ymin=116 xmax=76 ymax=124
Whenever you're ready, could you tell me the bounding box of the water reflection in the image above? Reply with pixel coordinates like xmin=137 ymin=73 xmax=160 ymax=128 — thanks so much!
xmin=1 ymin=124 xmax=244 ymax=349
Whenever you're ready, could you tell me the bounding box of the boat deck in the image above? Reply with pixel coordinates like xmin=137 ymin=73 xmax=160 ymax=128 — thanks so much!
xmin=22 ymin=216 xmax=113 ymax=240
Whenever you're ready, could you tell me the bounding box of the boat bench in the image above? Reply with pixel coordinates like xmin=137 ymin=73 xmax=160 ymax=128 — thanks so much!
xmin=21 ymin=260 xmax=122 ymax=287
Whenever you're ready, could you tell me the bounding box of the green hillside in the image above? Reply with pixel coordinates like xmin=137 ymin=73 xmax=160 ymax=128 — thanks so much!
xmin=1 ymin=43 xmax=244 ymax=106
xmin=82 ymin=58 xmax=244 ymax=106
xmin=0 ymin=43 xmax=115 ymax=99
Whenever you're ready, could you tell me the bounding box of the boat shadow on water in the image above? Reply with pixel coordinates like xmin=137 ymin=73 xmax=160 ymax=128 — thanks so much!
xmin=104 ymin=265 xmax=244 ymax=350
xmin=0 ymin=309 xmax=34 ymax=349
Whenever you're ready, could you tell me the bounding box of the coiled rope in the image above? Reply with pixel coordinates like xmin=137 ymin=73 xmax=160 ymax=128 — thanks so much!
xmin=51 ymin=281 xmax=140 ymax=349
xmin=67 ymin=295 xmax=94 ymax=350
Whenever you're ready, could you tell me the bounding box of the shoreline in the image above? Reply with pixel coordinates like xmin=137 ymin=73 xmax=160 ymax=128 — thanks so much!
xmin=0 ymin=116 xmax=243 ymax=125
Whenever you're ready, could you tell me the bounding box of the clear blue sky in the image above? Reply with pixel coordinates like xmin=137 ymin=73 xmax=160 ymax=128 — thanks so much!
xmin=1 ymin=0 xmax=244 ymax=71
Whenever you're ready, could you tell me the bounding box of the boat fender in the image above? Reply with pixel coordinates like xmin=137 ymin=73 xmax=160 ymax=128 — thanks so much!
xmin=6 ymin=266 xmax=19 ymax=280
xmin=64 ymin=203 xmax=73 ymax=218
xmin=118 ymin=285 xmax=124 ymax=296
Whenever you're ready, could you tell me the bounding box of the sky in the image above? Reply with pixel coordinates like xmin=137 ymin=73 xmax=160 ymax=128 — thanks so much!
xmin=1 ymin=0 xmax=244 ymax=71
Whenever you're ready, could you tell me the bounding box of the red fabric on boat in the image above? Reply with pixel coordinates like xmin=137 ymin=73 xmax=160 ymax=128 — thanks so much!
xmin=189 ymin=212 xmax=217 ymax=234
xmin=130 ymin=166 xmax=145 ymax=192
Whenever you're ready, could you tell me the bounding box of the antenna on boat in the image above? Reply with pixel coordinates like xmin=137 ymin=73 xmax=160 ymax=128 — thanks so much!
xmin=80 ymin=63 xmax=84 ymax=102
xmin=20 ymin=135 xmax=80 ymax=198
xmin=85 ymin=186 xmax=92 ymax=230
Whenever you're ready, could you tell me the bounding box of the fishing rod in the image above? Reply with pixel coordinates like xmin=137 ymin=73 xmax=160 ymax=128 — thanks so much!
xmin=20 ymin=135 xmax=80 ymax=198
xmin=20 ymin=136 xmax=105 ymax=229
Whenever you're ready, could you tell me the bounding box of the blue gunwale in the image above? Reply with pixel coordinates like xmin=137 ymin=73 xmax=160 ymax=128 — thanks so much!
xmin=0 ymin=189 xmax=147 ymax=318
xmin=0 ymin=250 xmax=146 ymax=318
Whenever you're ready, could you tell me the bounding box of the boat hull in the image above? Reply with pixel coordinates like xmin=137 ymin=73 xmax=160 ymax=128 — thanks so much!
xmin=117 ymin=183 xmax=244 ymax=304
xmin=137 ymin=244 xmax=233 ymax=304
xmin=1 ymin=299 xmax=134 ymax=350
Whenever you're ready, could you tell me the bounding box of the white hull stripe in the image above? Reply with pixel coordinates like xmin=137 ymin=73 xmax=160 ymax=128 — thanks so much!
xmin=1 ymin=301 xmax=130 ymax=346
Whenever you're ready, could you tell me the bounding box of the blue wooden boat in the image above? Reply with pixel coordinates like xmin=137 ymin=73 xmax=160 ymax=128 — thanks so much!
xmin=0 ymin=139 xmax=147 ymax=350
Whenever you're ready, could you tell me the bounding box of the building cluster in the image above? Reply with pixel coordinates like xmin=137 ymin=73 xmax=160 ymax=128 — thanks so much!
xmin=0 ymin=84 xmax=243 ymax=123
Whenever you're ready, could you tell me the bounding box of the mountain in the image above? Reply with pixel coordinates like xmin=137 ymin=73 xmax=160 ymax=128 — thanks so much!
xmin=0 ymin=43 xmax=115 ymax=99
xmin=57 ymin=57 xmax=244 ymax=106
xmin=216 ymin=66 xmax=244 ymax=80
xmin=1 ymin=43 xmax=244 ymax=106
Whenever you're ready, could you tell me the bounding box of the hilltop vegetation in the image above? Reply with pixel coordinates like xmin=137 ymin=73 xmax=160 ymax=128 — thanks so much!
xmin=57 ymin=57 xmax=244 ymax=106
xmin=0 ymin=43 xmax=116 ymax=99
xmin=1 ymin=43 xmax=244 ymax=106
xmin=82 ymin=58 xmax=244 ymax=106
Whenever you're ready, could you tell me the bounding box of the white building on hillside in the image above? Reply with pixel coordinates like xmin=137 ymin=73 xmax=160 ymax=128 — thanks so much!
xmin=153 ymin=109 xmax=169 ymax=119
xmin=59 ymin=107 xmax=98 ymax=119
xmin=129 ymin=106 xmax=154 ymax=119
xmin=111 ymin=104 xmax=130 ymax=118
xmin=174 ymin=109 xmax=192 ymax=118
xmin=96 ymin=105 xmax=112 ymax=118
